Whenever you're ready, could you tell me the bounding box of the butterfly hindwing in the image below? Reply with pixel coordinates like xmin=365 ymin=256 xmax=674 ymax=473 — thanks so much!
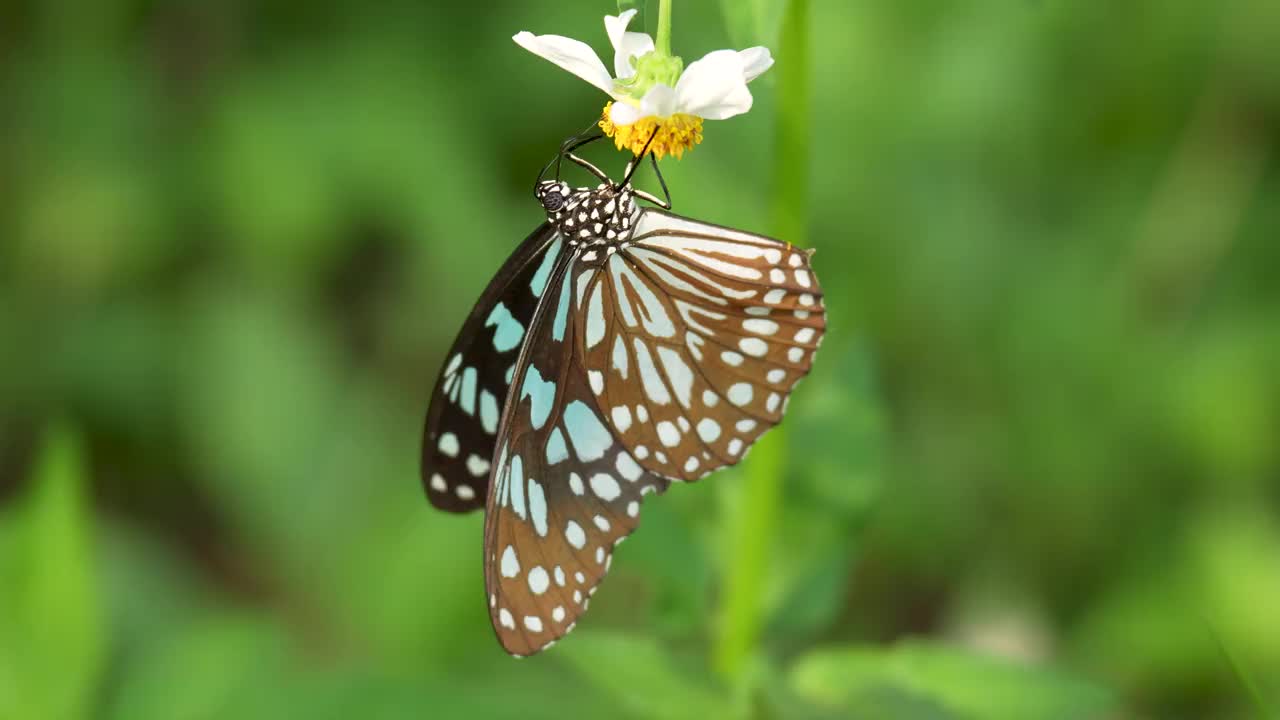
xmin=483 ymin=246 xmax=670 ymax=656
xmin=422 ymin=224 xmax=563 ymax=512
xmin=578 ymin=208 xmax=826 ymax=481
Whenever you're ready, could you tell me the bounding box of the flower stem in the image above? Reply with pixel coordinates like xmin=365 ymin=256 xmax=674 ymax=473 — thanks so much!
xmin=713 ymin=0 xmax=810 ymax=691
xmin=655 ymin=0 xmax=673 ymax=57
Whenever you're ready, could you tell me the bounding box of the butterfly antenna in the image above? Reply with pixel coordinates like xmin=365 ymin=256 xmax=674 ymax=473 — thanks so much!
xmin=555 ymin=119 xmax=606 ymax=179
xmin=536 ymin=119 xmax=606 ymax=191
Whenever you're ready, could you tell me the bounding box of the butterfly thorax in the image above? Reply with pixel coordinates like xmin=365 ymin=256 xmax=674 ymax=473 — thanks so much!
xmin=536 ymin=180 xmax=638 ymax=265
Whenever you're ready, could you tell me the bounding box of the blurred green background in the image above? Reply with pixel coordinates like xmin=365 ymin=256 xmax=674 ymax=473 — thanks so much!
xmin=2 ymin=0 xmax=1279 ymax=717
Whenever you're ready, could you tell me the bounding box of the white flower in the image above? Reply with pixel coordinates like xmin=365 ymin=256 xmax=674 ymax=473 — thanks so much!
xmin=513 ymin=10 xmax=773 ymax=158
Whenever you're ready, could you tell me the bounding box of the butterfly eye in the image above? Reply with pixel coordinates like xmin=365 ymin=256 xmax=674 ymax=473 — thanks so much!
xmin=541 ymin=190 xmax=566 ymax=212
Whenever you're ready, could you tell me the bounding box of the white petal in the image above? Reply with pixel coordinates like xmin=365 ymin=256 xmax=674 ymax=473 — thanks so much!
xmin=610 ymin=100 xmax=645 ymax=125
xmin=605 ymin=11 xmax=655 ymax=80
xmin=605 ymin=9 xmax=639 ymax=41
xmin=673 ymin=50 xmax=753 ymax=120
xmin=639 ymin=83 xmax=678 ymax=118
xmin=739 ymin=47 xmax=774 ymax=82
xmin=513 ymin=31 xmax=614 ymax=95
xmin=613 ymin=34 xmax=654 ymax=80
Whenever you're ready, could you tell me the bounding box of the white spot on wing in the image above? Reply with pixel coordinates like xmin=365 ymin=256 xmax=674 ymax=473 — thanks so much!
xmin=616 ymin=452 xmax=643 ymax=481
xmin=501 ymin=545 xmax=520 ymax=577
xmin=564 ymin=400 xmax=613 ymax=461
xmin=565 ymin=520 xmax=586 ymax=549
xmin=589 ymin=473 xmax=621 ymax=501
xmin=743 ymin=318 xmax=779 ymax=336
xmin=586 ymin=280 xmax=606 ymax=348
xmin=656 ymin=346 xmax=694 ymax=408
xmin=466 ymin=455 xmax=490 ymax=477
xmin=611 ymin=334 xmax=629 ymax=378
xmin=485 ymin=305 xmax=525 ymax=352
xmin=552 ymin=270 xmax=572 ymax=341
xmin=696 ymin=418 xmax=721 ymax=443
xmin=528 ymin=478 xmax=548 ymax=536
xmin=529 ymin=239 xmax=562 ymax=297
xmin=460 ymin=366 xmax=481 ymax=412
xmin=438 ymin=433 xmax=460 ymax=457
xmin=728 ymin=383 xmax=753 ymax=406
xmin=528 ymin=566 xmax=550 ymax=594
xmin=509 ymin=454 xmax=526 ymax=519
xmin=632 ymin=339 xmax=671 ymax=405
xmin=611 ymin=405 xmax=632 ymax=432
xmin=520 ymin=366 xmax=557 ymax=430
xmin=546 ymin=427 xmax=569 ymax=465
xmin=656 ymin=421 xmax=681 ymax=447
xmin=480 ymin=390 xmax=499 ymax=434
xmin=443 ymin=353 xmax=462 ymax=378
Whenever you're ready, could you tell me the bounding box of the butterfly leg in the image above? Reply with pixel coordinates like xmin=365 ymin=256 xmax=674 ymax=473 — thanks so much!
xmin=619 ymin=128 xmax=662 ymax=190
xmin=631 ymin=153 xmax=672 ymax=209
xmin=564 ymin=150 xmax=612 ymax=186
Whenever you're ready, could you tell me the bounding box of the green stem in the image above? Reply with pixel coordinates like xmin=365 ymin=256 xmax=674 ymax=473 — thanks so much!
xmin=655 ymin=0 xmax=673 ymax=57
xmin=713 ymin=0 xmax=810 ymax=693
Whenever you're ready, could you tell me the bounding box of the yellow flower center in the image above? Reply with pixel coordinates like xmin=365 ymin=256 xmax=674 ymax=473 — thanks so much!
xmin=599 ymin=102 xmax=703 ymax=160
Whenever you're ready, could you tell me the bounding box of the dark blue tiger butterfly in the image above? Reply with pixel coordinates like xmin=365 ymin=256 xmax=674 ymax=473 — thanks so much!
xmin=421 ymin=131 xmax=825 ymax=656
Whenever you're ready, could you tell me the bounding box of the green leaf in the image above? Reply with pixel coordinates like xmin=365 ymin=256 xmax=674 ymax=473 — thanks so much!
xmin=719 ymin=0 xmax=787 ymax=49
xmin=107 ymin=614 xmax=292 ymax=720
xmin=558 ymin=632 xmax=731 ymax=720
xmin=0 ymin=423 xmax=105 ymax=720
xmin=789 ymin=641 xmax=1114 ymax=720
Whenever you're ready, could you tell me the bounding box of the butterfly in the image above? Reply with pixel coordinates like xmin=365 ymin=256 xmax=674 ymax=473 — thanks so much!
xmin=421 ymin=129 xmax=826 ymax=656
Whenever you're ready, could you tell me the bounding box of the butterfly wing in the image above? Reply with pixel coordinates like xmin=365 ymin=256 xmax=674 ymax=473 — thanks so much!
xmin=483 ymin=245 xmax=671 ymax=656
xmin=422 ymin=223 xmax=564 ymax=512
xmin=580 ymin=208 xmax=826 ymax=481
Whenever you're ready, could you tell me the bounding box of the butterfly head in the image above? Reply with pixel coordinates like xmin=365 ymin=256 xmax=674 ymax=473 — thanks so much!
xmin=536 ymin=180 xmax=572 ymax=216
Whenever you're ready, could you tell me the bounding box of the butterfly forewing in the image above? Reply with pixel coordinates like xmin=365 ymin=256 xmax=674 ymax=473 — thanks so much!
xmin=422 ymin=224 xmax=563 ymax=512
xmin=579 ymin=208 xmax=826 ymax=481
xmin=483 ymin=247 xmax=671 ymax=656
